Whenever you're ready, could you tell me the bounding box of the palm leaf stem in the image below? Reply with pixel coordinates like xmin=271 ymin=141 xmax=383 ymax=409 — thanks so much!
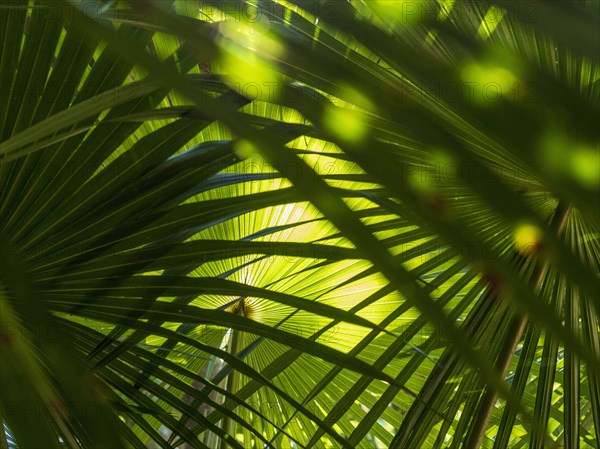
xmin=464 ymin=200 xmax=571 ymax=448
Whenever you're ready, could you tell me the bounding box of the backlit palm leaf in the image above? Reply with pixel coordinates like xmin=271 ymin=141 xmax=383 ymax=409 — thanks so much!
xmin=0 ymin=1 xmax=598 ymax=448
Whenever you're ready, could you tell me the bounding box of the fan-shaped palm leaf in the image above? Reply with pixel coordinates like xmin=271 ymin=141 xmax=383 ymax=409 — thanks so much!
xmin=0 ymin=1 xmax=598 ymax=448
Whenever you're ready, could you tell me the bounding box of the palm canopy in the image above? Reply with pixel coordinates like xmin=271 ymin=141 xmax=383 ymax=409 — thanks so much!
xmin=0 ymin=1 xmax=598 ymax=448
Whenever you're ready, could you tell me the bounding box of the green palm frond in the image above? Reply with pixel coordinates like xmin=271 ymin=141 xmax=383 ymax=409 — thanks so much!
xmin=0 ymin=1 xmax=598 ymax=448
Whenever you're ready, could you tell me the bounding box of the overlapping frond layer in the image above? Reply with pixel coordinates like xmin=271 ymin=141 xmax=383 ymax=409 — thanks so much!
xmin=0 ymin=1 xmax=598 ymax=448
